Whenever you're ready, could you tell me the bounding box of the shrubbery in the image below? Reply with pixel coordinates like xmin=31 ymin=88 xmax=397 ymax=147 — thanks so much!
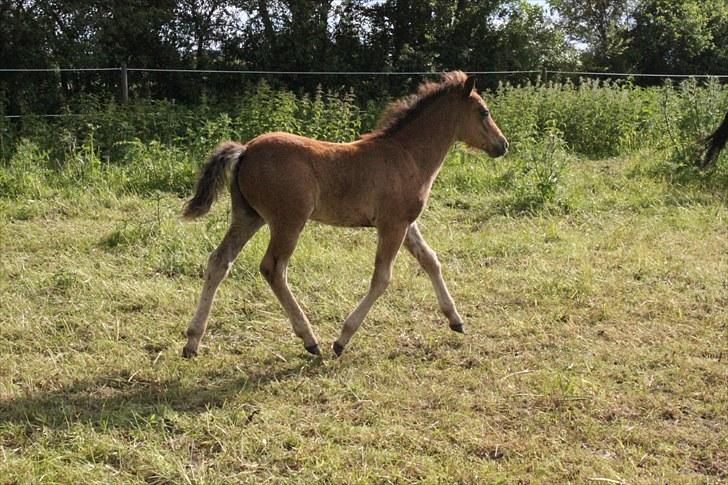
xmin=1 ymin=78 xmax=726 ymax=204
xmin=492 ymin=77 xmax=728 ymax=160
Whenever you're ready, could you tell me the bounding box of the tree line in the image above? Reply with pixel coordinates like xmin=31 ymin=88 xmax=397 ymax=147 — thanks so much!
xmin=1 ymin=0 xmax=727 ymax=114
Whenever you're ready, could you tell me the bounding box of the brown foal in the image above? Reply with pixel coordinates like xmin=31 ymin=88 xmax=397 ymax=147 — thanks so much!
xmin=181 ymin=71 xmax=508 ymax=358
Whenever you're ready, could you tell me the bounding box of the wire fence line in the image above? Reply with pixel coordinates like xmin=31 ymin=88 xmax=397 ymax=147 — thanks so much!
xmin=2 ymin=114 xmax=82 ymax=119
xmin=2 ymin=66 xmax=728 ymax=76
xmin=2 ymin=66 xmax=728 ymax=119
xmin=0 ymin=67 xmax=540 ymax=75
xmin=0 ymin=67 xmax=121 ymax=72
xmin=548 ymin=70 xmax=728 ymax=79
xmin=130 ymin=68 xmax=543 ymax=75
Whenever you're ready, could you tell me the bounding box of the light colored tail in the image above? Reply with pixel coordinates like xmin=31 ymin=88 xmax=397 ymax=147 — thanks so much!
xmin=181 ymin=141 xmax=245 ymax=220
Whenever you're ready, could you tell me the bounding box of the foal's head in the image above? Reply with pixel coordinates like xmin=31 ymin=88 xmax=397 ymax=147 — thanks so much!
xmin=456 ymin=75 xmax=509 ymax=157
xmin=368 ymin=71 xmax=508 ymax=157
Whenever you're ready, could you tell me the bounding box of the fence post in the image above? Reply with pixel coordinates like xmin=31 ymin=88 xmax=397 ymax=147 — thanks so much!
xmin=120 ymin=64 xmax=128 ymax=103
xmin=542 ymin=66 xmax=548 ymax=84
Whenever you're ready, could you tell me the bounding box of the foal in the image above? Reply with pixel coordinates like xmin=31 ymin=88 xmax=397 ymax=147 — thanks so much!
xmin=181 ymin=71 xmax=508 ymax=357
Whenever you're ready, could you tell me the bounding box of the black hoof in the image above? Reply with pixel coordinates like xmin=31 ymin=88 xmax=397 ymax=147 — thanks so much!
xmin=332 ymin=341 xmax=345 ymax=357
xmin=305 ymin=344 xmax=322 ymax=356
xmin=182 ymin=346 xmax=197 ymax=358
xmin=449 ymin=323 xmax=465 ymax=334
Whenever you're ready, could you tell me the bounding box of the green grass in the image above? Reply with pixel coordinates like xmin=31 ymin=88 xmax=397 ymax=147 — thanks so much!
xmin=1 ymin=149 xmax=727 ymax=483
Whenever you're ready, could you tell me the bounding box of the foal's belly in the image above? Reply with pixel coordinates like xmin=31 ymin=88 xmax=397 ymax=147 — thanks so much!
xmin=310 ymin=204 xmax=374 ymax=228
xmin=309 ymin=189 xmax=424 ymax=228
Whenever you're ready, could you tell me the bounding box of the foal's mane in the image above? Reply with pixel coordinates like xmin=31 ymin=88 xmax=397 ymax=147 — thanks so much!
xmin=364 ymin=71 xmax=468 ymax=139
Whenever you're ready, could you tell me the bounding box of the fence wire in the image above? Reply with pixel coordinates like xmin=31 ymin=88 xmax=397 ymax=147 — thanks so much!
xmin=1 ymin=66 xmax=726 ymax=76
xmin=2 ymin=66 xmax=727 ymax=118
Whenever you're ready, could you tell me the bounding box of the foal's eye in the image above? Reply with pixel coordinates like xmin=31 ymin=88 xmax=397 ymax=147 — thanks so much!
xmin=480 ymin=108 xmax=490 ymax=118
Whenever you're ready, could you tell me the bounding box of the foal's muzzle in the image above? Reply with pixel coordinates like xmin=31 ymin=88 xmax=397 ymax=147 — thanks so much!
xmin=501 ymin=139 xmax=509 ymax=154
xmin=489 ymin=138 xmax=509 ymax=157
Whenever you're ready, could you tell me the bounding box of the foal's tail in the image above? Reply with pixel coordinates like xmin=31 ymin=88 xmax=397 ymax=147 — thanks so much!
xmin=181 ymin=141 xmax=245 ymax=220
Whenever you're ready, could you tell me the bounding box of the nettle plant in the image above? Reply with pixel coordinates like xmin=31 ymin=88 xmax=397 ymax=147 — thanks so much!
xmin=662 ymin=78 xmax=728 ymax=168
xmin=508 ymin=121 xmax=569 ymax=212
xmin=2 ymin=78 xmax=728 ymax=202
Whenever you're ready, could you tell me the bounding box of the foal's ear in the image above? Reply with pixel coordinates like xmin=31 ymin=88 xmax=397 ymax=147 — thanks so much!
xmin=463 ymin=75 xmax=476 ymax=98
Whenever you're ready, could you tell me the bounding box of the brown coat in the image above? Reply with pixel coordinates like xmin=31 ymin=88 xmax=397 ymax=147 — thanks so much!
xmin=181 ymin=71 xmax=508 ymax=358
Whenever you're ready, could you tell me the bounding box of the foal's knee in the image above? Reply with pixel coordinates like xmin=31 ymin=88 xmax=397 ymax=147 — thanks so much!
xmin=259 ymin=259 xmax=275 ymax=284
xmin=260 ymin=256 xmax=284 ymax=285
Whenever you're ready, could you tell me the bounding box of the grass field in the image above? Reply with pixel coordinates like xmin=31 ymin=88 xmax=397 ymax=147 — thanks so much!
xmin=1 ymin=146 xmax=727 ymax=483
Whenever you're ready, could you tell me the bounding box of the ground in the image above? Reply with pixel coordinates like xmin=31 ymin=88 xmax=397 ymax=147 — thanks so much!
xmin=0 ymin=151 xmax=726 ymax=483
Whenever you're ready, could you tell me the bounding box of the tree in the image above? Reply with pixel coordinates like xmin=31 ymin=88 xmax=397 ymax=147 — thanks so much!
xmin=476 ymin=1 xmax=577 ymax=71
xmin=0 ymin=1 xmax=54 ymax=113
xmin=174 ymin=0 xmax=239 ymax=68
xmin=623 ymin=0 xmax=728 ymax=74
xmin=0 ymin=0 xmax=579 ymax=111
xmin=548 ymin=0 xmax=635 ymax=69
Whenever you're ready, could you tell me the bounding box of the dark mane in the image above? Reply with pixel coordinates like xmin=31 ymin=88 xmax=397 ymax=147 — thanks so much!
xmin=365 ymin=71 xmax=468 ymax=139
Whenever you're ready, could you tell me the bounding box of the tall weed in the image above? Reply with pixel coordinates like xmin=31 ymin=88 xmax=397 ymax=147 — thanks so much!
xmin=493 ymin=78 xmax=664 ymax=157
xmin=0 ymin=138 xmax=50 ymax=198
xmin=661 ymin=78 xmax=728 ymax=168
xmin=503 ymin=124 xmax=570 ymax=213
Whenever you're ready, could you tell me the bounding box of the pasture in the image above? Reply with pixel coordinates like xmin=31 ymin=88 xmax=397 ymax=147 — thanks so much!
xmin=1 ymin=81 xmax=727 ymax=482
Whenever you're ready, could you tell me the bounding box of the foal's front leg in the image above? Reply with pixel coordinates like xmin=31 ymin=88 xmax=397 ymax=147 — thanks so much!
xmin=403 ymin=222 xmax=465 ymax=333
xmin=333 ymin=224 xmax=408 ymax=356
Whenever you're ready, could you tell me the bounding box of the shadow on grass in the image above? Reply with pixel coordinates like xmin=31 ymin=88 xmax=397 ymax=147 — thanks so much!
xmin=0 ymin=356 xmax=328 ymax=431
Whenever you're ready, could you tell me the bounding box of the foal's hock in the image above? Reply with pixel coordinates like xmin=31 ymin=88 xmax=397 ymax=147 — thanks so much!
xmin=181 ymin=71 xmax=509 ymax=358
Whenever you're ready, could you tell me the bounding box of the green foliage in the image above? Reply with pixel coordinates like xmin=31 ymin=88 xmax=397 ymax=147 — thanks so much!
xmin=2 ymin=0 xmax=577 ymax=113
xmin=439 ymin=129 xmax=569 ymax=216
xmin=1 ymin=80 xmax=727 ymax=205
xmin=504 ymin=125 xmax=570 ymax=213
xmin=626 ymin=0 xmax=728 ymax=75
xmin=661 ymin=78 xmax=728 ymax=168
xmin=110 ymin=140 xmax=197 ymax=196
xmin=0 ymin=138 xmax=50 ymax=199
xmin=547 ymin=0 xmax=728 ymax=74
xmin=493 ymin=77 xmax=728 ymax=162
xmin=547 ymin=0 xmax=633 ymax=68
xmin=493 ymin=78 xmax=659 ymax=157
xmin=3 ymin=0 xmax=728 ymax=118
xmin=236 ymin=82 xmax=360 ymax=143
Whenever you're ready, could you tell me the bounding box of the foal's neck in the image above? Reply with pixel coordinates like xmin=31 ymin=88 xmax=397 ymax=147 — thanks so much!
xmin=390 ymin=96 xmax=459 ymax=181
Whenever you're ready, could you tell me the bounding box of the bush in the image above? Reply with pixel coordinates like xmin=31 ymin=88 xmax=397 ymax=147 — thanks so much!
xmin=1 ymin=78 xmax=727 ymax=201
xmin=501 ymin=124 xmax=570 ymax=213
xmin=0 ymin=138 xmax=50 ymax=199
xmin=493 ymin=78 xmax=662 ymax=157
xmin=662 ymin=78 xmax=728 ymax=168
xmin=492 ymin=77 xmax=728 ymax=161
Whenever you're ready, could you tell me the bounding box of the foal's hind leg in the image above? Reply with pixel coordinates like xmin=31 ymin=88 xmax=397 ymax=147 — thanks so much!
xmin=333 ymin=225 xmax=408 ymax=356
xmin=183 ymin=214 xmax=263 ymax=358
xmin=404 ymin=223 xmax=465 ymax=333
xmin=260 ymin=222 xmax=320 ymax=355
